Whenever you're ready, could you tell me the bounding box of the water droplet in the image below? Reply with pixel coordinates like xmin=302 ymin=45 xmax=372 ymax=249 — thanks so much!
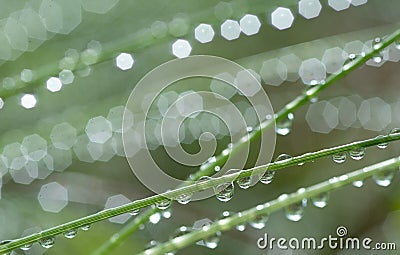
xmin=214 ymin=182 xmax=234 ymax=202
xmin=275 ymin=113 xmax=294 ymax=136
xmin=389 ymin=128 xmax=400 ymax=135
xmin=260 ymin=170 xmax=274 ymax=184
xmin=39 ymin=237 xmax=55 ymax=249
xmin=145 ymin=240 xmax=160 ymax=249
xmin=352 ymin=180 xmax=364 ymax=188
xmin=156 ymin=199 xmax=171 ymax=210
xmin=285 ymin=199 xmax=306 ymax=222
xmin=214 ymin=166 xmax=220 ymax=172
xmin=172 ymin=226 xmax=191 ymax=238
xmin=20 ymin=243 xmax=33 ymax=251
xmin=343 ymin=53 xmax=358 ymax=70
xmin=162 ymin=210 xmax=172 ymax=219
xmin=332 ymin=152 xmax=346 ymax=163
xmin=275 ymin=154 xmax=292 ymax=163
xmin=376 ymin=135 xmax=388 ymax=149
xmin=63 ymin=229 xmax=77 ymax=239
xmin=129 ymin=208 xmax=140 ymax=216
xmin=218 ymin=211 xmax=245 ymax=231
xmin=249 ymin=213 xmax=269 ymax=229
xmin=149 ymin=212 xmax=161 ymax=224
xmin=176 ymin=193 xmax=192 ymax=204
xmin=196 ymin=176 xmax=212 ymax=191
xmin=395 ymin=40 xmax=400 ymax=50
xmin=373 ymin=169 xmax=396 ymax=187
xmin=311 ymin=192 xmax=329 ymax=208
xmin=81 ymin=225 xmax=91 ymax=231
xmin=203 ymin=231 xmax=221 ymax=249
xmin=236 ymin=176 xmax=251 ymax=189
xmin=349 ymin=147 xmax=365 ymax=160
xmin=246 ymin=126 xmax=253 ymax=132
xmin=371 ymin=37 xmax=384 ymax=63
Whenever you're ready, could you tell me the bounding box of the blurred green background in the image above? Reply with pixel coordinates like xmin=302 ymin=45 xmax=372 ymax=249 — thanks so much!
xmin=0 ymin=0 xmax=399 ymax=254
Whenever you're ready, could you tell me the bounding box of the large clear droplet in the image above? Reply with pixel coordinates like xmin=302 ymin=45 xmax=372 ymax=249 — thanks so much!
xmin=39 ymin=237 xmax=55 ymax=249
xmin=214 ymin=182 xmax=234 ymax=202
xmin=332 ymin=152 xmax=346 ymax=163
xmin=375 ymin=135 xmax=388 ymax=149
xmin=275 ymin=113 xmax=294 ymax=136
xmin=156 ymin=199 xmax=171 ymax=210
xmin=249 ymin=213 xmax=269 ymax=230
xmin=349 ymin=147 xmax=365 ymax=160
xmin=285 ymin=199 xmax=306 ymax=222
xmin=373 ymin=169 xmax=396 ymax=187
xmin=63 ymin=229 xmax=77 ymax=239
xmin=311 ymin=192 xmax=329 ymax=208
xmin=236 ymin=176 xmax=251 ymax=189
xmin=260 ymin=170 xmax=275 ymax=184
xmin=176 ymin=193 xmax=192 ymax=204
xmin=352 ymin=180 xmax=364 ymax=188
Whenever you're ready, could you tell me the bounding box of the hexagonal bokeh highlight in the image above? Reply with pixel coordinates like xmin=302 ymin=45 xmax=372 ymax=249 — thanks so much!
xmin=298 ymin=58 xmax=326 ymax=85
xmin=51 ymin=122 xmax=77 ymax=150
xmin=194 ymin=24 xmax=215 ymax=43
xmin=172 ymin=39 xmax=192 ymax=58
xmin=73 ymin=135 xmax=95 ymax=163
xmin=330 ymin=96 xmax=357 ymax=129
xmin=116 ymin=53 xmax=134 ymax=70
xmin=358 ymin=97 xmax=391 ymax=131
xmin=104 ymin=194 xmax=132 ymax=224
xmin=4 ymin=17 xmax=28 ymax=51
xmin=239 ymin=14 xmax=261 ymax=36
xmin=82 ymin=0 xmax=119 ymax=14
xmin=344 ymin=40 xmax=368 ymax=55
xmin=220 ymin=20 xmax=241 ymax=40
xmin=20 ymin=94 xmax=37 ymax=109
xmin=280 ymin=53 xmax=302 ymax=82
xmin=236 ymin=69 xmax=261 ymax=96
xmin=21 ymin=134 xmax=47 ymax=161
xmin=38 ymin=182 xmax=68 ymax=213
xmin=271 ymin=7 xmax=294 ymax=30
xmin=328 ymin=0 xmax=351 ymax=11
xmin=299 ymin=0 xmax=322 ymax=19
xmin=47 ymin=145 xmax=72 ymax=172
xmin=306 ymin=100 xmax=339 ymax=133
xmin=3 ymin=142 xmax=27 ymax=170
xmin=209 ymin=72 xmax=237 ymax=99
xmin=175 ymin=91 xmax=203 ymax=118
xmin=59 ymin=69 xmax=75 ymax=84
xmin=260 ymin=58 xmax=288 ymax=86
xmin=85 ymin=116 xmax=113 ymax=144
xmin=46 ymin=77 xmax=63 ymax=92
xmin=351 ymin=0 xmax=368 ymax=6
xmin=151 ymin=21 xmax=168 ymax=39
xmin=322 ymin=47 xmax=348 ymax=74
xmin=107 ymin=106 xmax=134 ymax=133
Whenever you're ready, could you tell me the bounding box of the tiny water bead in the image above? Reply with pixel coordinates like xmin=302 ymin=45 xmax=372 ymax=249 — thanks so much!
xmin=63 ymin=228 xmax=77 ymax=239
xmin=236 ymin=176 xmax=251 ymax=189
xmin=352 ymin=180 xmax=364 ymax=188
xmin=218 ymin=211 xmax=246 ymax=231
xmin=155 ymin=199 xmax=171 ymax=210
xmin=389 ymin=128 xmax=400 ymax=135
xmin=81 ymin=225 xmax=91 ymax=231
xmin=275 ymin=113 xmax=294 ymax=136
xmin=172 ymin=226 xmax=191 ymax=238
xmin=376 ymin=135 xmax=388 ymax=149
xmin=332 ymin=152 xmax=346 ymax=163
xmin=39 ymin=236 xmax=55 ymax=249
xmin=214 ymin=182 xmax=234 ymax=202
xmin=176 ymin=193 xmax=192 ymax=204
xmin=129 ymin=208 xmax=140 ymax=216
xmin=343 ymin=53 xmax=358 ymax=70
xmin=349 ymin=147 xmax=365 ymax=160
xmin=311 ymin=192 xmax=329 ymax=208
xmin=275 ymin=153 xmax=293 ymax=163
xmin=373 ymin=169 xmax=396 ymax=187
xmin=202 ymin=231 xmax=221 ymax=249
xmin=260 ymin=170 xmax=275 ymax=184
xmin=214 ymin=166 xmax=220 ymax=172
